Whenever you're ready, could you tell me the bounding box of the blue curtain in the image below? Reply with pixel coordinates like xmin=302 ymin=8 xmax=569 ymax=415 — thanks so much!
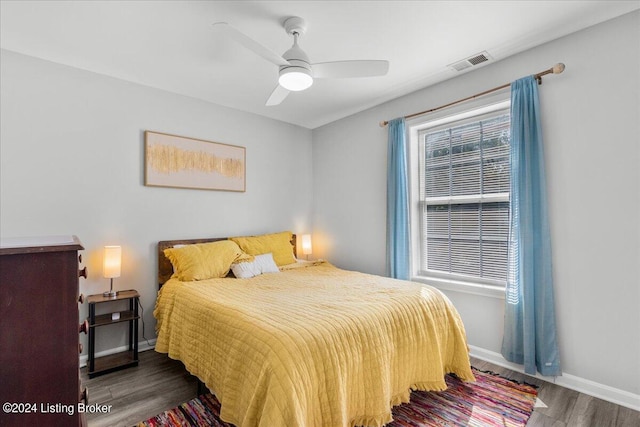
xmin=502 ymin=76 xmax=561 ymax=376
xmin=386 ymin=118 xmax=410 ymax=280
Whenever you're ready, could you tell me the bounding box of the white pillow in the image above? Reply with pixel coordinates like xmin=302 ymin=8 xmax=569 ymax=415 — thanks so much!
xmin=231 ymin=253 xmax=280 ymax=279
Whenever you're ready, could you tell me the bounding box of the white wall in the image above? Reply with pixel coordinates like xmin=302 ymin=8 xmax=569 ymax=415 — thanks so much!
xmin=0 ymin=50 xmax=313 ymax=355
xmin=313 ymin=10 xmax=640 ymax=401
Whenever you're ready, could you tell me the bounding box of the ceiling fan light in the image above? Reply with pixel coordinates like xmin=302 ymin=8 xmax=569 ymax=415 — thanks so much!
xmin=278 ymin=67 xmax=313 ymax=91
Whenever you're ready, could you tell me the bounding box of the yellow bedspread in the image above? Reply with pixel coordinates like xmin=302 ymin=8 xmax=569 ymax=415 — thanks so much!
xmin=154 ymin=262 xmax=474 ymax=427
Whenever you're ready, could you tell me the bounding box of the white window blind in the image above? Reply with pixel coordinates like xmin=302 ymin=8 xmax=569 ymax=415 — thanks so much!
xmin=419 ymin=109 xmax=510 ymax=284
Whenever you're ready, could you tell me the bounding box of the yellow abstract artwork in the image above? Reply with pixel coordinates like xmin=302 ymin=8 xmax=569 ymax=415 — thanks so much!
xmin=144 ymin=131 xmax=245 ymax=192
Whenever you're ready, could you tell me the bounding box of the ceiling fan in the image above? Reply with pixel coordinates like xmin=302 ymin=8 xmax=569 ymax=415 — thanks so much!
xmin=212 ymin=17 xmax=389 ymax=106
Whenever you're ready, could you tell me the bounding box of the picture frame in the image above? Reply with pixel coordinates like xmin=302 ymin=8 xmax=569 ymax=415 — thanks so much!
xmin=144 ymin=131 xmax=246 ymax=192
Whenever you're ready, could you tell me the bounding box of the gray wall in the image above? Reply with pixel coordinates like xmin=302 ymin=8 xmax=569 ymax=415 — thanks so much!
xmin=0 ymin=50 xmax=313 ymax=355
xmin=312 ymin=11 xmax=640 ymax=400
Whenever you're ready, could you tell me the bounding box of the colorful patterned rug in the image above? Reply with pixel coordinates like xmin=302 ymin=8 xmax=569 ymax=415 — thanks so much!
xmin=135 ymin=368 xmax=537 ymax=427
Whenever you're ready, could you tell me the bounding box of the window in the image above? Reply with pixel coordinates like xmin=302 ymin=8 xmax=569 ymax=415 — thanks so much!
xmin=416 ymin=103 xmax=510 ymax=286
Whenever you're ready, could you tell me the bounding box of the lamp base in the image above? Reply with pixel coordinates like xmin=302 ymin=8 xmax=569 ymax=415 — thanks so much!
xmin=104 ymin=277 xmax=117 ymax=298
xmin=103 ymin=290 xmax=117 ymax=298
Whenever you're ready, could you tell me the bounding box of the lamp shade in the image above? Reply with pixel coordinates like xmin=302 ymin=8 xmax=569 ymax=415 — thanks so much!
xmin=103 ymin=246 xmax=121 ymax=279
xmin=301 ymin=234 xmax=312 ymax=255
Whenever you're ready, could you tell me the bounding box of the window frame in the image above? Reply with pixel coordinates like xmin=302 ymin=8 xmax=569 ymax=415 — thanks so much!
xmin=407 ymin=97 xmax=511 ymax=299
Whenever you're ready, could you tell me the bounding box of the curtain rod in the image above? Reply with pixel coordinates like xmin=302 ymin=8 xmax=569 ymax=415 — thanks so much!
xmin=379 ymin=63 xmax=565 ymax=127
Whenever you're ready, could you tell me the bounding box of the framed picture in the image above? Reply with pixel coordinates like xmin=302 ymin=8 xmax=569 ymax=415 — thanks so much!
xmin=144 ymin=131 xmax=246 ymax=192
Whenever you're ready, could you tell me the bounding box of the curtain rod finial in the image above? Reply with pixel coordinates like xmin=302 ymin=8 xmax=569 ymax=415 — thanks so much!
xmin=379 ymin=120 xmax=388 ymax=127
xmin=552 ymin=63 xmax=565 ymax=74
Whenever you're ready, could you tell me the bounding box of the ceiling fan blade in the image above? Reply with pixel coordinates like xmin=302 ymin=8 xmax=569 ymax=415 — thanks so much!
xmin=213 ymin=22 xmax=289 ymax=67
xmin=312 ymin=60 xmax=389 ymax=79
xmin=266 ymin=85 xmax=290 ymax=106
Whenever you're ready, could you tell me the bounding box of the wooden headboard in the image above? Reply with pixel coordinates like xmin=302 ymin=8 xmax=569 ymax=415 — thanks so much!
xmin=158 ymin=234 xmax=297 ymax=288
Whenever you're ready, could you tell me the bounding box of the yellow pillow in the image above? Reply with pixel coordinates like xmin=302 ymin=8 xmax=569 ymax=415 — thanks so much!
xmin=229 ymin=231 xmax=296 ymax=267
xmin=164 ymin=240 xmax=249 ymax=281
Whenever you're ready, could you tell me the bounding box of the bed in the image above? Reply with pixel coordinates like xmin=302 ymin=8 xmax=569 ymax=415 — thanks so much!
xmin=154 ymin=232 xmax=475 ymax=427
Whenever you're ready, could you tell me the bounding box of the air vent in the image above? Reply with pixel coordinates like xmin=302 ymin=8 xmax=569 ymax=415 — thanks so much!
xmin=449 ymin=51 xmax=492 ymax=72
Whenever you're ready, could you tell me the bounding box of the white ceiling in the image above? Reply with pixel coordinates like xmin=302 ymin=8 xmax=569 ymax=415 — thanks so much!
xmin=1 ymin=1 xmax=638 ymax=129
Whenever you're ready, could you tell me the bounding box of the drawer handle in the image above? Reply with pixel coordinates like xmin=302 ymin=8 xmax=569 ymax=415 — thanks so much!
xmin=79 ymin=319 xmax=89 ymax=334
xmin=78 ymin=254 xmax=83 ymax=263
xmin=78 ymin=294 xmax=85 ymax=304
xmin=79 ymin=387 xmax=88 ymax=404
xmin=78 ymin=267 xmax=88 ymax=279
xmin=79 ymin=343 xmax=83 ymax=354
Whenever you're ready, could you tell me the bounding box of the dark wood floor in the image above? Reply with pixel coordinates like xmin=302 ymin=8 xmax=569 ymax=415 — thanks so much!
xmin=81 ymin=350 xmax=640 ymax=427
xmin=470 ymin=359 xmax=639 ymax=427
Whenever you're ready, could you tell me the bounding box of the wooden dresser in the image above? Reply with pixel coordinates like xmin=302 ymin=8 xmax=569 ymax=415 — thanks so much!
xmin=0 ymin=236 xmax=87 ymax=427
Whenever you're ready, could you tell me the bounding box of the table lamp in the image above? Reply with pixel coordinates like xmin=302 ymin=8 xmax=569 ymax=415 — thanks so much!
xmin=301 ymin=234 xmax=312 ymax=260
xmin=103 ymin=245 xmax=121 ymax=298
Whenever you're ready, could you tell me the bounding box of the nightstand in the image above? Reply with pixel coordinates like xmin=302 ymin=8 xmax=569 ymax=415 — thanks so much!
xmin=87 ymin=289 xmax=140 ymax=378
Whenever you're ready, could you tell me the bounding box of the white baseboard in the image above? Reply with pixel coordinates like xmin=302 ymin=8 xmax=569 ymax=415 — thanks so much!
xmin=79 ymin=339 xmax=156 ymax=368
xmin=469 ymin=345 xmax=640 ymax=412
